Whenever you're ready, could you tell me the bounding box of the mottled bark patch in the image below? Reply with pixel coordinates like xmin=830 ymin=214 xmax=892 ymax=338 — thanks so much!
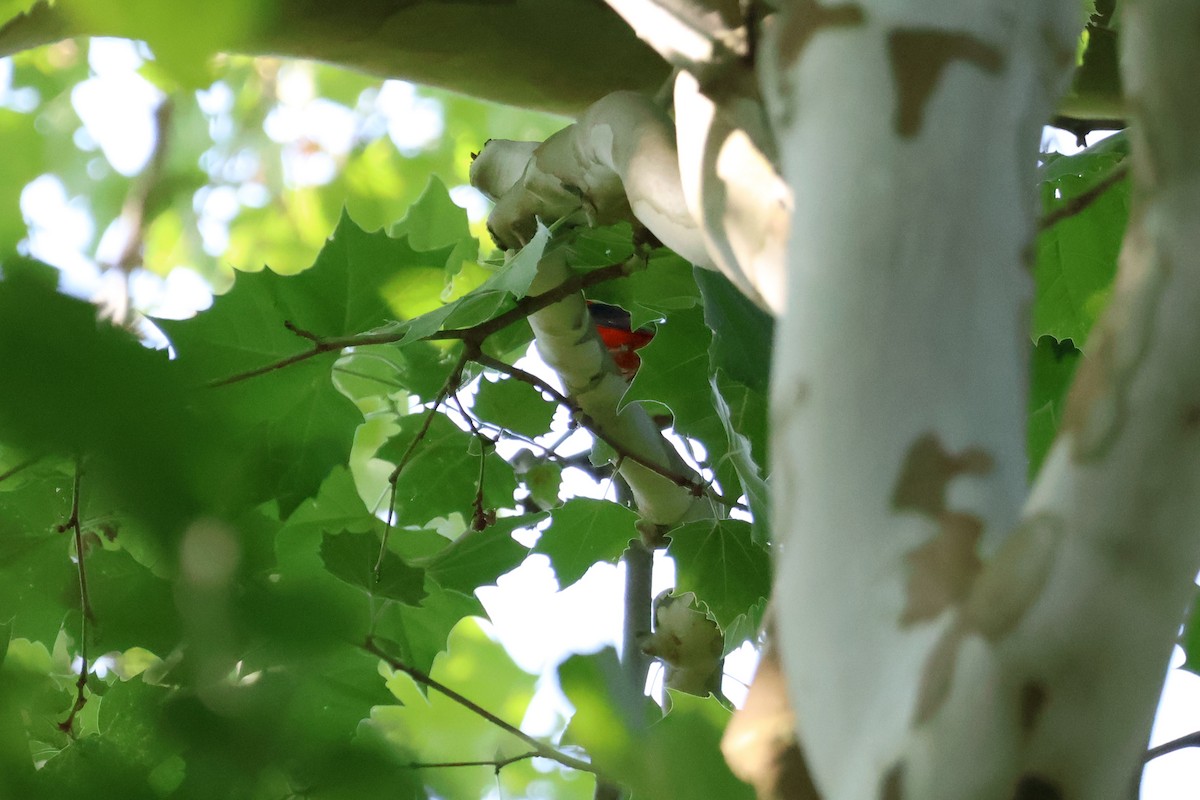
xmin=775 ymin=0 xmax=865 ymax=69
xmin=901 ymin=512 xmax=983 ymax=624
xmin=893 ymin=434 xmax=992 ymax=625
xmin=892 ymin=434 xmax=992 ymax=516
xmin=723 ymin=625 xmax=820 ymax=800
xmin=1019 ymin=681 xmax=1048 ymax=735
xmin=1012 ymin=774 xmax=1063 ymax=800
xmin=1061 ymin=224 xmax=1166 ymax=460
xmin=913 ymin=621 xmax=965 ymax=724
xmin=887 ymin=29 xmax=1004 ymax=137
xmin=880 ymin=762 xmax=905 ymax=800
xmin=964 ymin=514 xmax=1063 ymax=640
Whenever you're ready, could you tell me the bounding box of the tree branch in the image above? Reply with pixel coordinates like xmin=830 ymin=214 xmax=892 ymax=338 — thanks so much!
xmin=404 ymin=751 xmax=540 ymax=772
xmin=1039 ymin=163 xmax=1129 ymax=231
xmin=56 ymin=461 xmax=92 ymax=735
xmin=208 ymin=259 xmax=631 ymax=389
xmin=472 ymin=352 xmax=746 ymax=511
xmin=363 ymin=637 xmax=603 ymax=778
xmin=376 ymin=350 xmax=470 ymax=577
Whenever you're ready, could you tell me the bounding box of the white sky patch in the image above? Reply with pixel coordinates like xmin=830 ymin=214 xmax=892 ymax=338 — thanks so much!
xmin=376 ymin=80 xmax=444 ymax=155
xmin=72 ymin=40 xmax=163 ymax=176
xmin=450 ymin=184 xmax=492 ymax=223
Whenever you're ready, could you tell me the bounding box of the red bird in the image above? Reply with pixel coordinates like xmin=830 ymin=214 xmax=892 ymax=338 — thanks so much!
xmin=587 ymin=301 xmax=654 ymax=380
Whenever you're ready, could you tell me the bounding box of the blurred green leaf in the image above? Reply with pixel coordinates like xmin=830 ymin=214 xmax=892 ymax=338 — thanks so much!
xmin=321 ymin=531 xmax=427 ymax=605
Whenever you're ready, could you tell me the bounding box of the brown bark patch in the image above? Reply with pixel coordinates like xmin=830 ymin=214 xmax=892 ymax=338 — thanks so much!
xmin=913 ymin=621 xmax=964 ymax=724
xmin=775 ymin=1 xmax=866 ymax=69
xmin=900 ymin=511 xmax=983 ymax=625
xmin=880 ymin=762 xmax=905 ymax=800
xmin=887 ymin=29 xmax=1004 ymax=137
xmin=1012 ymin=774 xmax=1063 ymax=800
xmin=892 ymin=434 xmax=991 ymax=625
xmin=723 ymin=628 xmax=819 ymax=800
xmin=964 ymin=514 xmax=1063 ymax=641
xmin=1018 ymin=681 xmax=1048 ymax=735
xmin=891 ymin=433 xmax=993 ymax=517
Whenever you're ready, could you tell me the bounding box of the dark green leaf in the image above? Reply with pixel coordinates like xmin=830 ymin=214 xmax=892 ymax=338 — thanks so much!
xmin=320 ymin=531 xmax=427 ymax=605
xmin=376 ymin=412 xmax=518 ymax=528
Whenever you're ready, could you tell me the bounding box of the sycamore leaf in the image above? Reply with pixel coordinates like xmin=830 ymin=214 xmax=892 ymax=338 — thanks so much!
xmin=472 ymin=376 xmax=558 ymax=438
xmin=535 ymin=499 xmax=638 ymax=588
xmin=1034 ymin=136 xmax=1128 ymax=347
xmin=370 ymin=618 xmax=541 ymax=800
xmin=320 ymin=531 xmax=427 ymax=605
xmin=376 ymin=413 xmax=518 ymax=528
xmin=422 ymin=513 xmax=542 ymax=593
xmin=667 ymin=519 xmax=770 ymax=631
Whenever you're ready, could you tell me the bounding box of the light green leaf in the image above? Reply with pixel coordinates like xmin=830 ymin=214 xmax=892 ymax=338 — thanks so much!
xmin=668 ymin=518 xmax=771 ymax=631
xmin=473 ymin=376 xmax=558 ymax=438
xmin=535 ymin=499 xmax=638 ymax=588
xmin=423 ymin=513 xmax=542 ymax=593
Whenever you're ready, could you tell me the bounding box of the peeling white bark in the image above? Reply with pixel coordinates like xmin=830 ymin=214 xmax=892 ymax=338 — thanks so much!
xmin=760 ymin=1 xmax=1080 ymax=797
xmin=901 ymin=3 xmax=1200 ymax=797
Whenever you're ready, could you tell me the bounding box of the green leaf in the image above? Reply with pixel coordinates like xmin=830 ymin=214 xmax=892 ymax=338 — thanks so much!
xmin=558 ymin=652 xmax=753 ymax=800
xmin=622 ymin=304 xmax=713 ymax=429
xmin=0 ymin=260 xmax=216 ymax=531
xmin=423 ymin=513 xmax=541 ymax=594
xmin=1028 ymin=336 xmax=1081 ymax=480
xmin=320 ymin=531 xmax=427 ymax=605
xmin=711 ymin=376 xmax=771 ymax=545
xmin=377 ymin=412 xmax=518 ymax=528
xmin=374 ymin=580 xmax=485 ymax=677
xmin=1034 ymin=140 xmax=1128 ymax=347
xmin=371 ymin=618 xmax=540 ymax=800
xmin=667 ymin=519 xmax=771 ymax=631
xmin=697 ymin=269 xmax=774 ymax=393
xmin=473 ymin=376 xmax=558 ymax=438
xmin=535 ymin=499 xmax=638 ymax=588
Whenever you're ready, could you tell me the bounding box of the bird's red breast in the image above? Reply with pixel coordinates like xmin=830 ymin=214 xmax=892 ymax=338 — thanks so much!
xmin=587 ymin=301 xmax=654 ymax=379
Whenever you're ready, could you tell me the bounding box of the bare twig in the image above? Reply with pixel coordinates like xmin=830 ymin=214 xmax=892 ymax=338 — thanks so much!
xmin=404 ymin=751 xmax=540 ymax=773
xmin=1039 ymin=164 xmax=1129 ymax=231
xmin=472 ymin=352 xmax=748 ymax=511
xmin=209 ymin=260 xmax=632 ymax=389
xmin=450 ymin=392 xmax=495 ymax=531
xmin=0 ymin=455 xmax=38 ymax=485
xmin=56 ymin=461 xmax=92 ymax=734
xmin=1144 ymin=730 xmax=1200 ymax=762
xmin=375 ymin=351 xmax=471 ymax=577
xmin=363 ymin=637 xmax=602 ymax=778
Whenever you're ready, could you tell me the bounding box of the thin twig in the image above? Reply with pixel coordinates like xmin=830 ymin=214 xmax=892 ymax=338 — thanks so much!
xmin=210 ymin=260 xmax=632 ymax=389
xmin=1144 ymin=730 xmax=1200 ymax=762
xmin=451 ymin=392 xmax=495 ymax=531
xmin=0 ymin=455 xmax=38 ymax=485
xmin=363 ymin=637 xmax=601 ymax=777
xmin=472 ymin=353 xmax=748 ymax=511
xmin=1039 ymin=164 xmax=1129 ymax=231
xmin=375 ymin=351 xmax=470 ymax=577
xmin=56 ymin=461 xmax=92 ymax=734
xmin=404 ymin=751 xmax=541 ymax=773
